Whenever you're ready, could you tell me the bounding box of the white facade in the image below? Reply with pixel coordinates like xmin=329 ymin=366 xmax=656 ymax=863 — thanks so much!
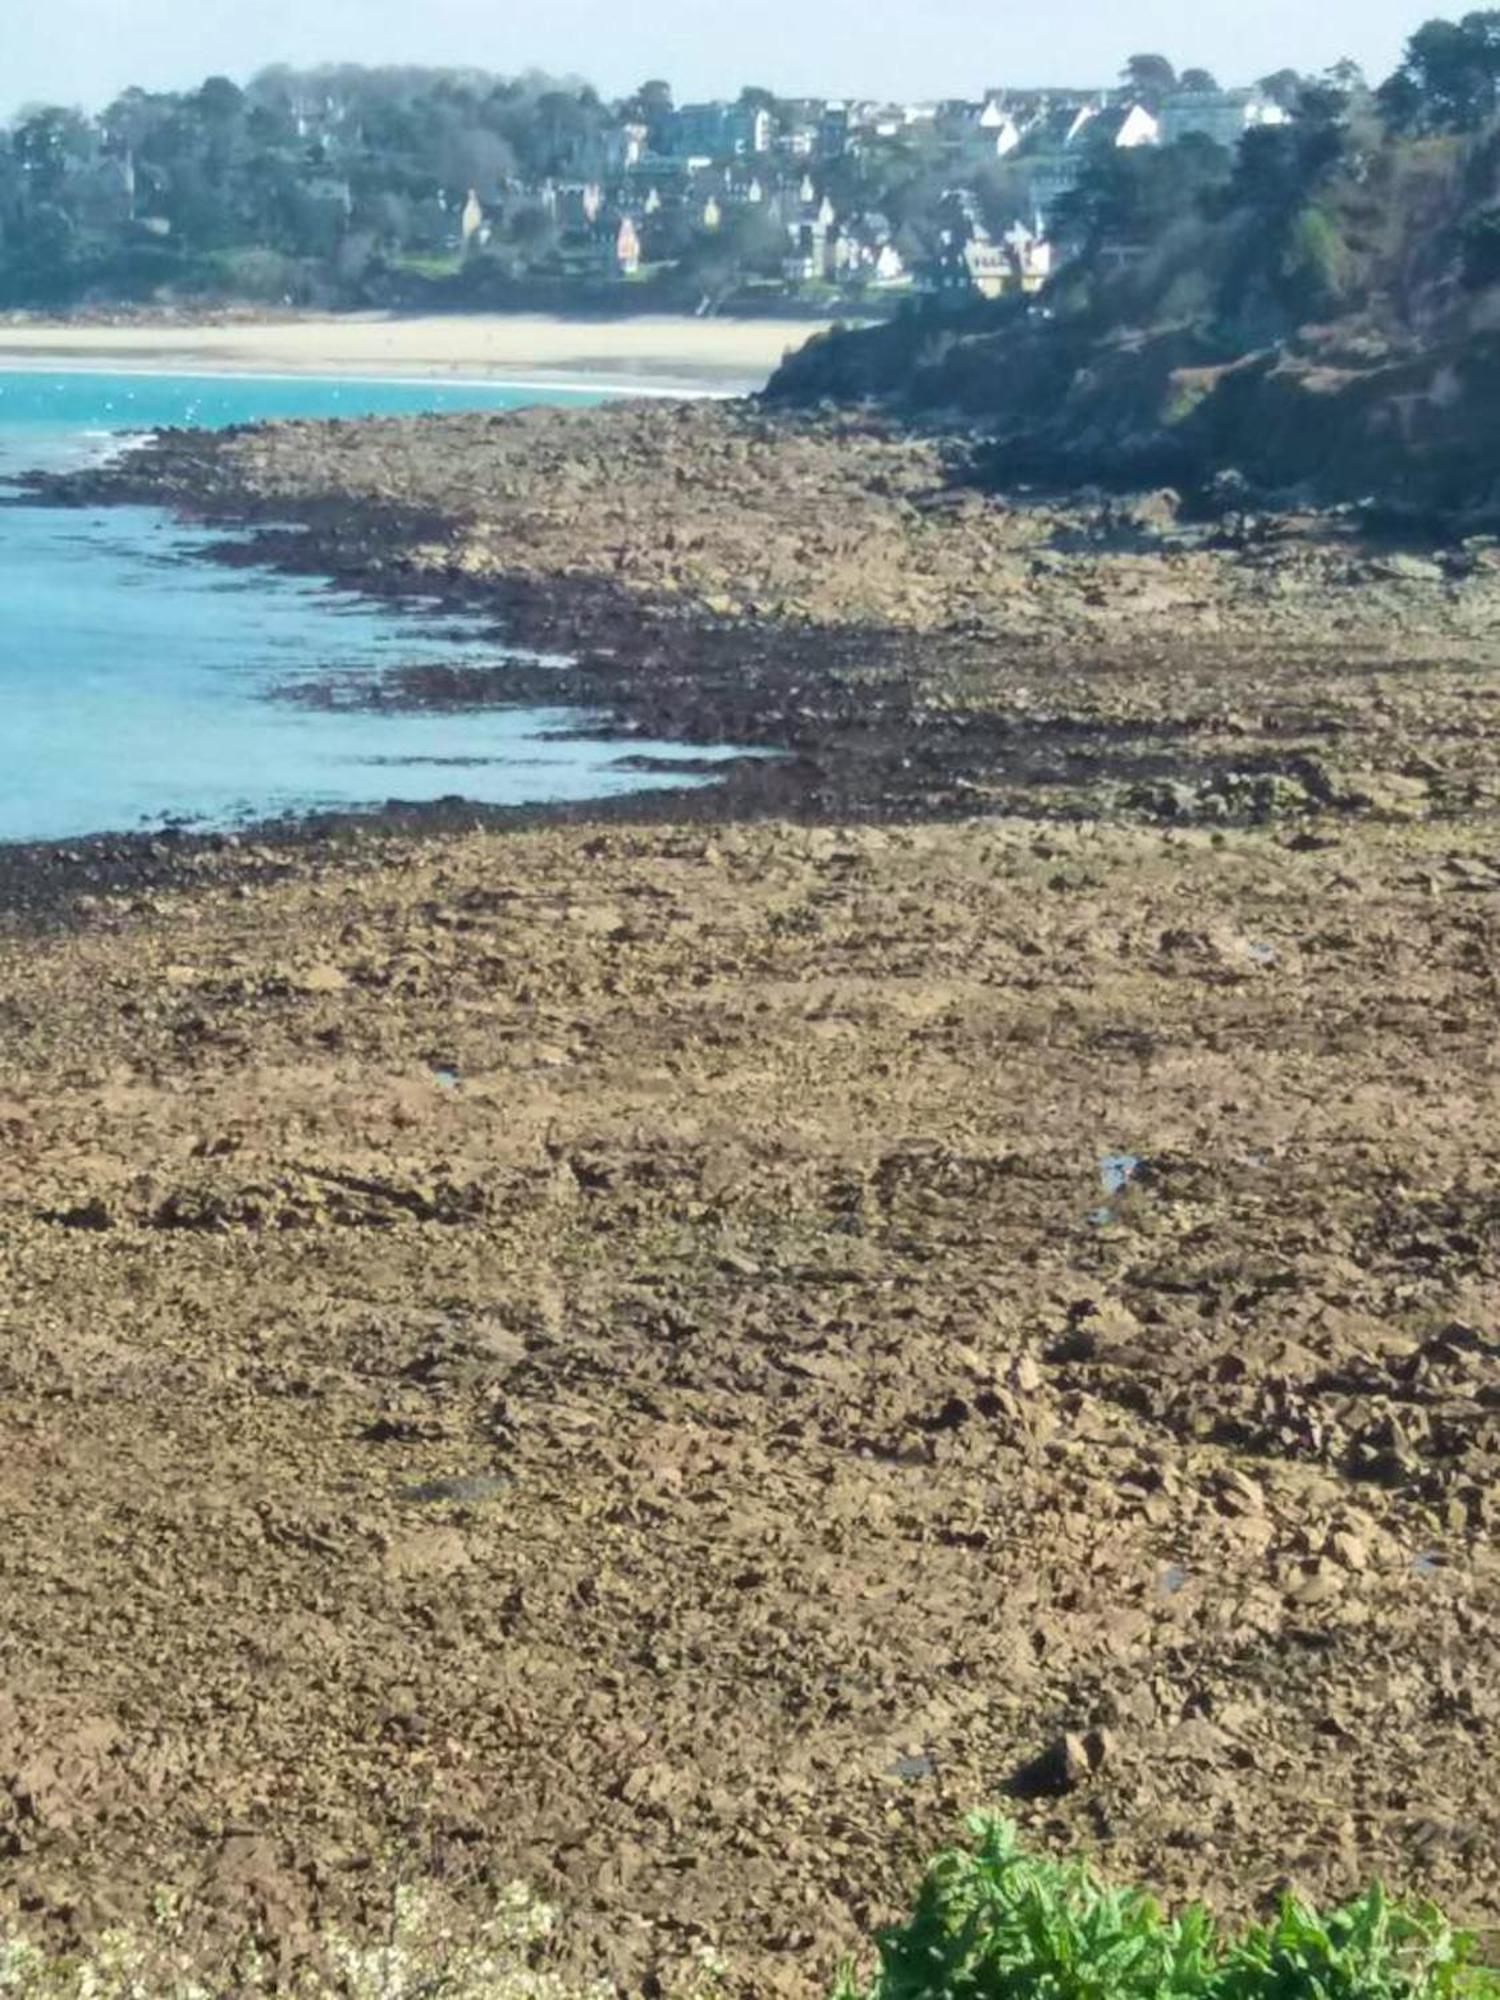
xmin=872 ymin=243 xmax=909 ymax=286
xmin=1159 ymin=89 xmax=1289 ymax=151
xmin=1113 ymin=104 xmax=1161 ymax=149
xmin=1003 ymin=219 xmax=1054 ymax=288
xmin=966 ymin=103 xmax=1024 ymax=158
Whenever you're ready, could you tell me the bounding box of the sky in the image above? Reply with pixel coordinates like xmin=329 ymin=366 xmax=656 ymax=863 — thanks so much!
xmin=4 ymin=0 xmax=1433 ymax=118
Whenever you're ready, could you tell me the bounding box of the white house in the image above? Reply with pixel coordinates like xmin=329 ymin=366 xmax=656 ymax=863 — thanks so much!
xmin=605 ymin=122 xmax=650 ymax=172
xmin=1021 ymin=99 xmax=1157 ymax=227
xmin=872 ymin=242 xmax=909 ymax=287
xmin=1159 ymin=88 xmax=1289 ymax=151
xmin=557 ymin=182 xmax=604 ymax=227
xmin=963 ymin=232 xmax=1012 ymax=298
xmin=1101 ymin=103 xmax=1161 ymax=149
xmin=785 ymin=196 xmax=837 ymax=281
xmin=1002 ymin=218 xmax=1054 ymax=290
xmin=606 ymin=214 xmax=642 ymax=276
xmin=974 ymin=99 xmax=1025 ymax=157
xmin=784 ymin=219 xmax=829 ymax=282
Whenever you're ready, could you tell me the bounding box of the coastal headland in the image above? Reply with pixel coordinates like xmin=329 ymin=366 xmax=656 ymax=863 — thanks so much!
xmin=1 ymin=394 xmax=1498 ymax=1996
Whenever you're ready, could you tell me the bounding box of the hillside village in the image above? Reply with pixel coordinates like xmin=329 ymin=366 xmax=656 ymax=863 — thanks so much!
xmin=491 ymin=80 xmax=1291 ymax=302
xmin=0 ymin=62 xmax=1297 ymax=311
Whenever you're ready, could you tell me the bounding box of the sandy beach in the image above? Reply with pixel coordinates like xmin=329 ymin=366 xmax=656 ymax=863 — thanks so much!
xmin=0 ymin=310 xmax=832 ymax=393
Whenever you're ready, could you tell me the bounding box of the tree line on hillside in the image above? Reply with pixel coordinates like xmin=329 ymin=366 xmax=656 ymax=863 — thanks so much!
xmin=0 ymin=67 xmax=629 ymax=308
xmin=768 ymin=9 xmax=1500 ymax=519
xmin=3 ymin=17 xmax=1500 ymax=314
xmin=1046 ymin=13 xmax=1500 ymax=343
xmin=2 ymin=63 xmax=1001 ymax=310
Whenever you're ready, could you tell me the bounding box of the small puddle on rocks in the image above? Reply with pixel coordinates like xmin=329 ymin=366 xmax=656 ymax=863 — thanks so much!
xmin=1100 ymin=1153 xmax=1144 ymax=1196
xmin=431 ymin=1065 xmax=461 ymax=1091
xmin=1091 ymin=1152 xmax=1146 ymax=1225
xmin=887 ymin=1751 xmax=937 ymax=1782
xmin=1159 ymin=1563 xmax=1190 ymax=1597
xmin=1412 ymin=1550 xmax=1442 ymax=1578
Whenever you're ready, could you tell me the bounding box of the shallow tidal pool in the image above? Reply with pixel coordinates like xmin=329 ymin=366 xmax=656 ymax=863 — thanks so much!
xmin=0 ymin=369 xmax=734 ymax=843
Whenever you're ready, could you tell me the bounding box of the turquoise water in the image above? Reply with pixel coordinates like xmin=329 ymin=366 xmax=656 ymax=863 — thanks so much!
xmin=0 ymin=370 xmax=728 ymax=844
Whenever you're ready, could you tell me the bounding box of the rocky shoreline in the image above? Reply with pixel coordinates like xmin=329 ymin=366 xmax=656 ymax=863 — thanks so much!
xmin=1 ymin=398 xmax=1497 ymax=1996
xmin=22 ymin=396 xmax=1500 ymax=850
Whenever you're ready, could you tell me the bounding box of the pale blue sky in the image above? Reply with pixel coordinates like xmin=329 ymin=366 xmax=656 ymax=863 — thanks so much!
xmin=5 ymin=0 xmax=1430 ymax=117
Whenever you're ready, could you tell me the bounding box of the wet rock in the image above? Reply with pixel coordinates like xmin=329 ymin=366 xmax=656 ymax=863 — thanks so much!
xmin=49 ymin=1197 xmax=116 ymax=1232
xmin=1012 ymin=1727 xmax=1113 ymax=1797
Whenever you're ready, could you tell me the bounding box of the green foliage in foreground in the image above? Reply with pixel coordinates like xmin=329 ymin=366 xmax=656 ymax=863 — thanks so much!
xmin=0 ymin=1821 xmax=1493 ymax=1999
xmin=836 ymin=1817 xmax=1499 ymax=2000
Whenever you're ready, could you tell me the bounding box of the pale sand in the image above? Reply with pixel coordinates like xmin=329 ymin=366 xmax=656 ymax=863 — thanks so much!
xmin=0 ymin=311 xmax=832 ymax=393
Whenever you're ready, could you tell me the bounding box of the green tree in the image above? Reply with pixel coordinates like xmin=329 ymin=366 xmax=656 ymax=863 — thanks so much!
xmin=1461 ymin=203 xmax=1500 ymax=283
xmin=1215 ymin=87 xmax=1353 ymax=326
xmin=1055 ymin=133 xmax=1229 ymax=256
xmin=1379 ymin=12 xmax=1500 ymax=130
xmin=195 ymin=76 xmax=245 ymax=124
xmin=1258 ymin=68 xmax=1306 ymax=109
xmin=737 ymin=84 xmax=787 ymax=120
xmin=1122 ymin=53 xmax=1178 ymax=108
xmin=11 ymin=107 xmax=95 ymax=205
xmin=1225 ymin=86 xmax=1348 ymax=214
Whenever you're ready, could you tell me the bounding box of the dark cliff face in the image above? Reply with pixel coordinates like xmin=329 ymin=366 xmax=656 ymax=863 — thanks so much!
xmin=767 ymin=308 xmax=1500 ymax=522
xmin=764 ymin=105 xmax=1500 ymax=526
